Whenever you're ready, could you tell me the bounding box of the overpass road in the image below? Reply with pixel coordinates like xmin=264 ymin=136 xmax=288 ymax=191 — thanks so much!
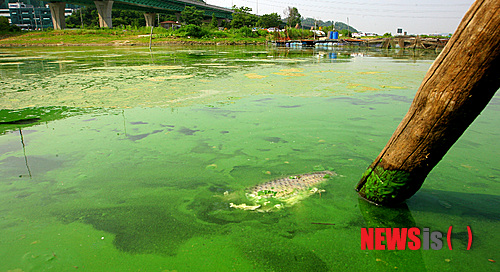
xmin=48 ymin=0 xmax=233 ymax=29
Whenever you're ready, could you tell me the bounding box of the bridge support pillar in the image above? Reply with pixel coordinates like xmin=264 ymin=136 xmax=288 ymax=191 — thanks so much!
xmin=48 ymin=2 xmax=66 ymax=30
xmin=94 ymin=0 xmax=114 ymax=28
xmin=144 ymin=12 xmax=156 ymax=27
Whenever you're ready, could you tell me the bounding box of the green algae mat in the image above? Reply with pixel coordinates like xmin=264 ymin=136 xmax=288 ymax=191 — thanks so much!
xmin=0 ymin=46 xmax=499 ymax=271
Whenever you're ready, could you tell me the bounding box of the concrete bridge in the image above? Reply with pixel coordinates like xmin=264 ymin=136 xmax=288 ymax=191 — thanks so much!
xmin=47 ymin=0 xmax=233 ymax=29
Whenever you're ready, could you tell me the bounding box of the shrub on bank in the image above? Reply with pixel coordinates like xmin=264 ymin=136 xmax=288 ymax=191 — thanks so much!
xmin=211 ymin=30 xmax=229 ymax=38
xmin=175 ymin=24 xmax=209 ymax=38
xmin=286 ymin=28 xmax=313 ymax=40
xmin=168 ymin=24 xmax=268 ymax=40
xmin=0 ymin=16 xmax=21 ymax=33
xmin=235 ymin=26 xmax=255 ymax=38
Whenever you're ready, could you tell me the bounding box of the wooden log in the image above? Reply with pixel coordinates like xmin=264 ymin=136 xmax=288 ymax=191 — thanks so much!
xmin=389 ymin=39 xmax=396 ymax=49
xmin=397 ymin=38 xmax=404 ymax=49
xmin=382 ymin=39 xmax=391 ymax=49
xmin=417 ymin=36 xmax=423 ymax=49
xmin=356 ymin=0 xmax=500 ymax=206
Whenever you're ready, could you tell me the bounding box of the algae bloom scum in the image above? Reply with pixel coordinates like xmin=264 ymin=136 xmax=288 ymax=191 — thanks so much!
xmin=0 ymin=46 xmax=498 ymax=272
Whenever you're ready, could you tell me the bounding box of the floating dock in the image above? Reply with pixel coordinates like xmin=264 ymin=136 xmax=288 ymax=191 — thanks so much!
xmin=273 ymin=36 xmax=448 ymax=50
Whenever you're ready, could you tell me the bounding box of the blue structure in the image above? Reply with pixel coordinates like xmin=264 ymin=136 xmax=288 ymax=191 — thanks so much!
xmin=328 ymin=31 xmax=339 ymax=39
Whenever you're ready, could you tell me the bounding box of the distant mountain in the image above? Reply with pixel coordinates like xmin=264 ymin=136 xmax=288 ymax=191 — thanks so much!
xmin=301 ymin=18 xmax=358 ymax=32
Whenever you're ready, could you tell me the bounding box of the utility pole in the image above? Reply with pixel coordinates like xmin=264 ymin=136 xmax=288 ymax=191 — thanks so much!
xmin=80 ymin=8 xmax=84 ymax=28
xmin=40 ymin=11 xmax=43 ymax=30
xmin=347 ymin=17 xmax=350 ymax=37
xmin=32 ymin=6 xmax=38 ymax=30
xmin=314 ymin=19 xmax=317 ymax=40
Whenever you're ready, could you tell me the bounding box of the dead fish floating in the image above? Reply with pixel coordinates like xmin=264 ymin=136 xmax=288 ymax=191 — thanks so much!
xmin=230 ymin=171 xmax=336 ymax=212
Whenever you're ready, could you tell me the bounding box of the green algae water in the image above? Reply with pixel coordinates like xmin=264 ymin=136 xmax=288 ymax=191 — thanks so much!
xmin=0 ymin=46 xmax=498 ymax=271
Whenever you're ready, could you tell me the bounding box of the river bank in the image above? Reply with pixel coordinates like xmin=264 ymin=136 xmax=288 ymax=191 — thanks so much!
xmin=0 ymin=28 xmax=267 ymax=47
xmin=0 ymin=39 xmax=267 ymax=47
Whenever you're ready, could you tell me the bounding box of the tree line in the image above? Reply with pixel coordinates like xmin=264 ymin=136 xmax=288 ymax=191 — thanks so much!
xmin=65 ymin=5 xmax=356 ymax=32
xmin=2 ymin=4 xmax=359 ymax=39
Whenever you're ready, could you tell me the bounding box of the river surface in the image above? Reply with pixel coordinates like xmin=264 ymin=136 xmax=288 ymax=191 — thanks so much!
xmin=0 ymin=46 xmax=498 ymax=271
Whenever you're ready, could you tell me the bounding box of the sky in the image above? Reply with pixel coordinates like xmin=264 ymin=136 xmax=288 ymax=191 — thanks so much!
xmin=205 ymin=0 xmax=475 ymax=35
